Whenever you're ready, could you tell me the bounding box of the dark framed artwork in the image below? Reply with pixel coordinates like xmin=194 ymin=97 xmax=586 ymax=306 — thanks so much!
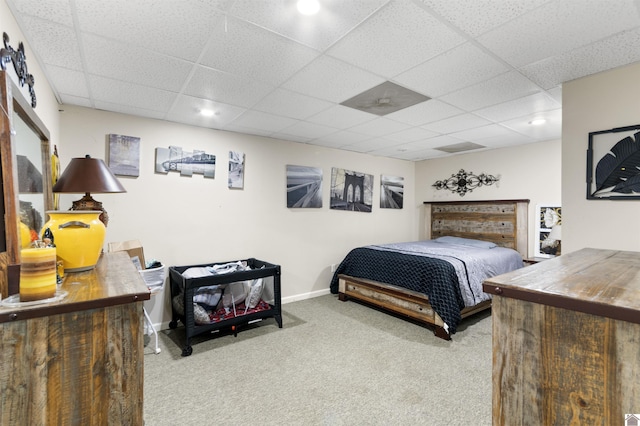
xmin=286 ymin=165 xmax=322 ymax=208
xmin=587 ymin=124 xmax=640 ymax=199
xmin=380 ymin=174 xmax=403 ymax=209
xmin=330 ymin=167 xmax=373 ymax=212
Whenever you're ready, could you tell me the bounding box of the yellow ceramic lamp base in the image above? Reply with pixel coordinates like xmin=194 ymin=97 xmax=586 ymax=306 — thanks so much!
xmin=20 ymin=247 xmax=57 ymax=301
xmin=42 ymin=211 xmax=106 ymax=272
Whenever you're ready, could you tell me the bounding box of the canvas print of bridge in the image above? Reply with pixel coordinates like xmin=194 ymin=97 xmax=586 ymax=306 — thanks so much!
xmin=330 ymin=167 xmax=373 ymax=212
xmin=286 ymin=165 xmax=323 ymax=208
xmin=380 ymin=175 xmax=404 ymax=209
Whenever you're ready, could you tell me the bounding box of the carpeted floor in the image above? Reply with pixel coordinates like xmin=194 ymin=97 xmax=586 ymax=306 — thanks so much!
xmin=143 ymin=294 xmax=493 ymax=425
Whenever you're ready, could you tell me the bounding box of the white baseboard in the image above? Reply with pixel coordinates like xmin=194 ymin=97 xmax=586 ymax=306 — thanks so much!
xmin=151 ymin=288 xmax=331 ymax=332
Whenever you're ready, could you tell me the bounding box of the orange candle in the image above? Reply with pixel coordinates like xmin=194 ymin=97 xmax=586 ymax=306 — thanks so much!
xmin=20 ymin=247 xmax=57 ymax=301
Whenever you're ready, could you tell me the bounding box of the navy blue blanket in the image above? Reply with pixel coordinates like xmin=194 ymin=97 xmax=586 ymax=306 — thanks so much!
xmin=330 ymin=247 xmax=465 ymax=334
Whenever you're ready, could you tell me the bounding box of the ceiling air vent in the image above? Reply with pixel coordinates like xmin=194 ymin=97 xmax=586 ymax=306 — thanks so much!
xmin=340 ymin=81 xmax=430 ymax=116
xmin=434 ymin=142 xmax=485 ymax=153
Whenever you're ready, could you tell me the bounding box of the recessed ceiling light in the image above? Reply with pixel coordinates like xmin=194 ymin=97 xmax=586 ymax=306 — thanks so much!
xmin=529 ymin=118 xmax=546 ymax=125
xmin=200 ymin=109 xmax=216 ymax=117
xmin=297 ymin=0 xmax=320 ymax=15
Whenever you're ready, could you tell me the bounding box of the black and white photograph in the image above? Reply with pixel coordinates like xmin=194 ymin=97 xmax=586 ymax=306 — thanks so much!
xmin=380 ymin=174 xmax=404 ymax=209
xmin=155 ymin=146 xmax=216 ymax=178
xmin=228 ymin=150 xmax=245 ymax=189
xmin=286 ymin=165 xmax=322 ymax=208
xmin=330 ymin=167 xmax=373 ymax=212
xmin=535 ymin=205 xmax=562 ymax=257
xmin=108 ymin=134 xmax=140 ymax=177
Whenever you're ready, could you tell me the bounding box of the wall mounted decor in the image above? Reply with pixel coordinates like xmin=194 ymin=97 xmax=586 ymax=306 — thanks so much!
xmin=155 ymin=146 xmax=215 ymax=178
xmin=535 ymin=205 xmax=562 ymax=258
xmin=330 ymin=167 xmax=373 ymax=212
xmin=286 ymin=165 xmax=322 ymax=208
xmin=380 ymin=175 xmax=403 ymax=209
xmin=432 ymin=169 xmax=499 ymax=196
xmin=587 ymin=124 xmax=640 ymax=199
xmin=0 ymin=32 xmax=36 ymax=107
xmin=228 ymin=151 xmax=245 ymax=189
xmin=108 ymin=134 xmax=140 ymax=177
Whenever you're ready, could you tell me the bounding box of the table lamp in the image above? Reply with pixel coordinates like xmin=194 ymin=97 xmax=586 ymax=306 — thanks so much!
xmin=52 ymin=154 xmax=126 ymax=226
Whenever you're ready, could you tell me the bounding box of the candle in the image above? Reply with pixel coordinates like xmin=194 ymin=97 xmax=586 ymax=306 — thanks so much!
xmin=20 ymin=247 xmax=57 ymax=302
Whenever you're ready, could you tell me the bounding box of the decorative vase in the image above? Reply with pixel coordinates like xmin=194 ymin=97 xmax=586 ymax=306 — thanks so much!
xmin=20 ymin=246 xmax=57 ymax=301
xmin=41 ymin=211 xmax=106 ymax=272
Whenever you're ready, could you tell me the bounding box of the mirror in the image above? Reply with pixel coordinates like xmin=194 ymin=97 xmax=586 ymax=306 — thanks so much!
xmin=0 ymin=70 xmax=52 ymax=297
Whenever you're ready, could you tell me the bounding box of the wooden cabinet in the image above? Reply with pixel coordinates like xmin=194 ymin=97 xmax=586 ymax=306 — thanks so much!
xmin=483 ymin=248 xmax=640 ymax=425
xmin=0 ymin=252 xmax=150 ymax=425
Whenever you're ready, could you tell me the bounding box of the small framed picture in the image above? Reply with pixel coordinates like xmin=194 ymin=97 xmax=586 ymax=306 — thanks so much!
xmin=108 ymin=134 xmax=140 ymax=177
xmin=535 ymin=205 xmax=561 ymax=258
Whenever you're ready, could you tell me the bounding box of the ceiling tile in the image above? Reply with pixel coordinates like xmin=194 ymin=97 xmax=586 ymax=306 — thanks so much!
xmin=279 ymin=121 xmax=339 ymax=139
xmin=385 ymin=127 xmax=440 ymax=143
xmin=88 ymin=75 xmax=177 ymax=113
xmin=312 ymin=130 xmax=371 ymax=148
xmin=199 ymin=17 xmax=320 ymax=86
xmin=167 ymin=95 xmax=246 ymax=128
xmin=306 ymin=105 xmax=376 ymax=129
xmin=227 ymin=110 xmax=298 ymax=133
xmin=471 ymin=132 xmax=536 ymax=149
xmin=394 ymin=42 xmax=509 ymax=97
xmin=386 ymin=99 xmax=464 ymax=126
xmin=46 ymin=65 xmax=89 ymax=98
xmin=342 ymin=137 xmax=402 ymax=153
xmin=282 ymin=55 xmax=385 ymax=103
xmin=75 ymin=0 xmax=229 ymax=61
xmin=407 ymin=135 xmax=466 ymax=150
xmin=520 ymin=27 xmax=640 ymax=89
xmin=17 ymin=17 xmax=83 ymax=70
xmin=500 ymin=109 xmax=562 ymax=139
xmin=474 ymin=92 xmax=560 ymax=122
xmin=228 ymin=0 xmax=390 ymax=51
xmin=328 ymin=0 xmax=464 ymax=78
xmin=440 ymin=71 xmax=541 ymax=111
xmin=59 ymin=94 xmax=92 ymax=108
xmin=83 ymin=34 xmax=193 ymax=93
xmin=92 ymin=101 xmax=168 ymax=121
xmin=185 ymin=66 xmax=275 ymax=108
xmin=449 ymin=124 xmax=516 ymax=142
xmin=9 ymin=0 xmax=74 ymax=26
xmin=422 ymin=113 xmax=492 ymax=134
xmin=252 ymin=89 xmax=333 ymax=120
xmin=421 ymin=0 xmax=551 ymax=37
xmin=477 ymin=0 xmax=640 ymax=68
xmin=347 ymin=117 xmax=412 ymax=137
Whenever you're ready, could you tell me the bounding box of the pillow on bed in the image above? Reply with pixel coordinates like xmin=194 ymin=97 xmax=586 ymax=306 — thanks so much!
xmin=434 ymin=236 xmax=497 ymax=249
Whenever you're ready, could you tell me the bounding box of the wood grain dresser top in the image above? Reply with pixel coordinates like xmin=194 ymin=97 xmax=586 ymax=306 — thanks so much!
xmin=483 ymin=247 xmax=640 ymax=324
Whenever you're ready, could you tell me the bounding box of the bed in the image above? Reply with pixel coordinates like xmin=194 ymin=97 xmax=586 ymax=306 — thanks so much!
xmin=330 ymin=199 xmax=529 ymax=340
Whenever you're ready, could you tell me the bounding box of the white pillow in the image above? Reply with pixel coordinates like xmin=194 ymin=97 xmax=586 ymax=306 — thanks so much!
xmin=247 ymin=278 xmax=264 ymax=309
xmin=434 ymin=236 xmax=497 ymax=249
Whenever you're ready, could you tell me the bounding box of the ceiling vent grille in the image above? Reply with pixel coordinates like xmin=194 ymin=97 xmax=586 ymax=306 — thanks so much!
xmin=434 ymin=142 xmax=485 ymax=153
xmin=340 ymin=81 xmax=430 ymax=116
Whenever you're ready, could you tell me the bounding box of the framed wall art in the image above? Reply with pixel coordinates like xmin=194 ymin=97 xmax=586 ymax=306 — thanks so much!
xmin=535 ymin=205 xmax=562 ymax=258
xmin=286 ymin=165 xmax=322 ymax=208
xmin=108 ymin=134 xmax=140 ymax=177
xmin=330 ymin=167 xmax=373 ymax=212
xmin=380 ymin=174 xmax=403 ymax=209
xmin=587 ymin=124 xmax=640 ymax=199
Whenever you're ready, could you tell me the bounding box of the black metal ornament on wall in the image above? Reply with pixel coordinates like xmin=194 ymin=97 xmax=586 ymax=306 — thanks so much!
xmin=432 ymin=169 xmax=499 ymax=197
xmin=0 ymin=32 xmax=36 ymax=108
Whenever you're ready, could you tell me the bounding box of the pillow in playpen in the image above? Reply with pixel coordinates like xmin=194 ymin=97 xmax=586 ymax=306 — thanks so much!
xmin=247 ymin=278 xmax=264 ymax=309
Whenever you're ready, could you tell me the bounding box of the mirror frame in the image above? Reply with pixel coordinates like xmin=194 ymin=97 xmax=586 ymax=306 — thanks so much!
xmin=0 ymin=70 xmax=52 ymax=298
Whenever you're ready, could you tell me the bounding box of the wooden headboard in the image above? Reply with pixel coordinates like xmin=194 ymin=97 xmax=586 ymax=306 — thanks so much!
xmin=423 ymin=199 xmax=529 ymax=258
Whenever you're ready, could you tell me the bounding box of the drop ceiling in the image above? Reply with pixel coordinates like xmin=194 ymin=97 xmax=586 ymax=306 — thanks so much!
xmin=6 ymin=0 xmax=640 ymax=161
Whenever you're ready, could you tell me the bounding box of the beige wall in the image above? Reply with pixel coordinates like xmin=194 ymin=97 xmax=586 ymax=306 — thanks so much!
xmin=58 ymin=106 xmax=417 ymax=327
xmin=562 ymin=62 xmax=640 ymax=254
xmin=415 ymin=139 xmax=562 ymax=257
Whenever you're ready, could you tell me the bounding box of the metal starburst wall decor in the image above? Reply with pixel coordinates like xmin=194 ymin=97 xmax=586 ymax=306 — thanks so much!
xmin=432 ymin=169 xmax=499 ymax=196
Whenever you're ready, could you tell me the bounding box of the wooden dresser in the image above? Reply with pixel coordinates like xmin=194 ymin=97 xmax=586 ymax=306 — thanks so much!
xmin=0 ymin=251 xmax=150 ymax=425
xmin=483 ymin=248 xmax=640 ymax=425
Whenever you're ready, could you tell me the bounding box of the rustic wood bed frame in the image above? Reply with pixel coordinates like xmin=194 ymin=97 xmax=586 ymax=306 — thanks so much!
xmin=337 ymin=199 xmax=529 ymax=340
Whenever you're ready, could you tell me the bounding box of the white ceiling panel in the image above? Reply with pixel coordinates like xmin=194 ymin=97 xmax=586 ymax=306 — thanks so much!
xmin=394 ymin=42 xmax=509 ymax=98
xmin=440 ymin=71 xmax=542 ymax=111
xmin=228 ymin=0 xmax=389 ymax=51
xmin=328 ymin=0 xmax=464 ymax=78
xmin=421 ymin=0 xmax=552 ymax=38
xmin=474 ymin=92 xmax=560 ymax=122
xmin=422 ymin=114 xmax=492 ymax=134
xmin=253 ymin=89 xmax=333 ymax=120
xmin=199 ymin=17 xmax=321 ymax=86
xmin=7 ymin=0 xmax=640 ymax=161
xmin=184 ymin=66 xmax=275 ymax=108
xmin=477 ymin=0 xmax=640 ymax=68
